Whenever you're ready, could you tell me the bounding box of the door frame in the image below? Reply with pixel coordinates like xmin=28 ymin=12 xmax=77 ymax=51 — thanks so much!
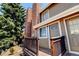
xmin=64 ymin=13 xmax=79 ymax=55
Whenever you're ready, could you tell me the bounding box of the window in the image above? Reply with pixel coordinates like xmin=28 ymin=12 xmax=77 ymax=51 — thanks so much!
xmin=68 ymin=18 xmax=79 ymax=34
xmin=41 ymin=10 xmax=49 ymax=22
xmin=40 ymin=27 xmax=47 ymax=37
xmin=43 ymin=12 xmax=48 ymax=20
xmin=49 ymin=23 xmax=60 ymax=37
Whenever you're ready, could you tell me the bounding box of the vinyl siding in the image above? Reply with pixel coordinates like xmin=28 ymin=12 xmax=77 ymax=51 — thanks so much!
xmin=39 ymin=38 xmax=50 ymax=48
xmin=49 ymin=3 xmax=79 ymax=18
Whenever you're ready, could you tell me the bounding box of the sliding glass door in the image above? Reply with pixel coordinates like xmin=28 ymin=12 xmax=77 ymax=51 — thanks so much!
xmin=66 ymin=17 xmax=79 ymax=52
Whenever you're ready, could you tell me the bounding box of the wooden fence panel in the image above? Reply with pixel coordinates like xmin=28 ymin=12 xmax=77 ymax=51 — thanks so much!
xmin=23 ymin=37 xmax=39 ymax=56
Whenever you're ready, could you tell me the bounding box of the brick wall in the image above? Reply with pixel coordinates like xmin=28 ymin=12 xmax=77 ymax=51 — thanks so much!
xmin=25 ymin=3 xmax=41 ymax=37
xmin=25 ymin=8 xmax=32 ymax=37
xmin=32 ymin=3 xmax=41 ymax=37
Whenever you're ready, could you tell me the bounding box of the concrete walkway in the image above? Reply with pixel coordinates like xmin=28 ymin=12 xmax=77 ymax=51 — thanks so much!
xmin=38 ymin=47 xmax=51 ymax=56
xmin=39 ymin=50 xmax=51 ymax=56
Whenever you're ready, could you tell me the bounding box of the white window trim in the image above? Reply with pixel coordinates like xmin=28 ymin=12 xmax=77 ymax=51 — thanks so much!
xmin=47 ymin=26 xmax=51 ymax=48
xmin=38 ymin=26 xmax=48 ymax=38
xmin=58 ymin=21 xmax=62 ymax=36
xmin=49 ymin=21 xmax=62 ymax=38
xmin=48 ymin=9 xmax=49 ymax=19
xmin=41 ymin=10 xmax=49 ymax=22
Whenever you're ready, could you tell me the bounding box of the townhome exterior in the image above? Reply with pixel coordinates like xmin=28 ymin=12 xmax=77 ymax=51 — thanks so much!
xmin=25 ymin=3 xmax=79 ymax=56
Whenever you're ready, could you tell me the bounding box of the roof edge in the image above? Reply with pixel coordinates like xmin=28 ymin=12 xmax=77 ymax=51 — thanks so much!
xmin=40 ymin=3 xmax=57 ymax=13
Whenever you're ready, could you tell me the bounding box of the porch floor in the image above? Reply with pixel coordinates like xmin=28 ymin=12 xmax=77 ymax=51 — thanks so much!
xmin=38 ymin=47 xmax=51 ymax=56
xmin=38 ymin=47 xmax=79 ymax=56
xmin=63 ymin=52 xmax=79 ymax=56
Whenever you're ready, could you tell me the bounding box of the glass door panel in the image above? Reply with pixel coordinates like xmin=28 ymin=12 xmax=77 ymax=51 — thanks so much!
xmin=66 ymin=17 xmax=79 ymax=52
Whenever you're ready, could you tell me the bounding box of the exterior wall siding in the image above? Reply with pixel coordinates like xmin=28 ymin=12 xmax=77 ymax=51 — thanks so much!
xmin=49 ymin=3 xmax=79 ymax=18
xmin=39 ymin=38 xmax=49 ymax=48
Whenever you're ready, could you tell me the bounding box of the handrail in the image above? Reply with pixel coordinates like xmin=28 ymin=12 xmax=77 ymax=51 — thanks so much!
xmin=50 ymin=36 xmax=65 ymax=40
xmin=25 ymin=37 xmax=39 ymax=40
xmin=53 ymin=39 xmax=61 ymax=43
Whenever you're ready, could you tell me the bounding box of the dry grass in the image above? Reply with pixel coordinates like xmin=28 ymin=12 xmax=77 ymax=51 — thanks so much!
xmin=1 ymin=45 xmax=22 ymax=56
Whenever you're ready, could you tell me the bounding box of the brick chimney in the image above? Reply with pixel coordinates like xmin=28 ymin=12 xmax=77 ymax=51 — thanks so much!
xmin=25 ymin=3 xmax=41 ymax=37
xmin=32 ymin=3 xmax=41 ymax=37
xmin=25 ymin=8 xmax=32 ymax=37
xmin=32 ymin=3 xmax=41 ymax=25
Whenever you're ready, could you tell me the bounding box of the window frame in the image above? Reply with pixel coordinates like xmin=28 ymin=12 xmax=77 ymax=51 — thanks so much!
xmin=40 ymin=10 xmax=49 ymax=22
xmin=38 ymin=26 xmax=48 ymax=38
xmin=49 ymin=21 xmax=62 ymax=39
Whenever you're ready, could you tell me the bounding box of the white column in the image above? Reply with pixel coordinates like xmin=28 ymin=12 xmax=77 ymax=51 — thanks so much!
xmin=47 ymin=26 xmax=51 ymax=49
xmin=58 ymin=21 xmax=62 ymax=36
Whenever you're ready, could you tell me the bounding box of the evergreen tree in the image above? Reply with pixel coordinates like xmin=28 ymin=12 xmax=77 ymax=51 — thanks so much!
xmin=0 ymin=3 xmax=25 ymax=49
xmin=0 ymin=16 xmax=16 ymax=49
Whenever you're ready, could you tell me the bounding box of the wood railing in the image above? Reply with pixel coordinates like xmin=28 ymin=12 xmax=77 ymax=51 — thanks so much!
xmin=23 ymin=37 xmax=39 ymax=56
xmin=50 ymin=36 xmax=66 ymax=56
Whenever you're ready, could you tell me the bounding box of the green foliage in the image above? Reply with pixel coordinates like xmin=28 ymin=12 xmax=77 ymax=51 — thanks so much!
xmin=0 ymin=3 xmax=25 ymax=50
xmin=0 ymin=16 xmax=15 ymax=43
